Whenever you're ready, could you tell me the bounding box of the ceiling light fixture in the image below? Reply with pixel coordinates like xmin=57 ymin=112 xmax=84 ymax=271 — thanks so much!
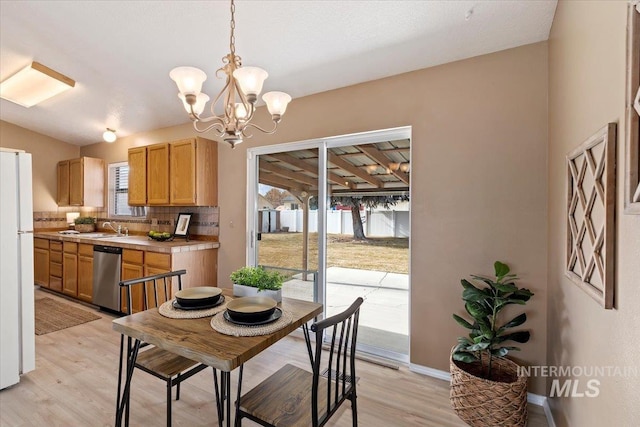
xmin=103 ymin=128 xmax=117 ymax=143
xmin=0 ymin=62 xmax=75 ymax=108
xmin=169 ymin=0 xmax=291 ymax=148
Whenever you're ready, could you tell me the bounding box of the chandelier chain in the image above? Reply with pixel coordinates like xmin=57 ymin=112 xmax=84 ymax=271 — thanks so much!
xmin=229 ymin=0 xmax=236 ymax=55
xmin=170 ymin=0 xmax=291 ymax=148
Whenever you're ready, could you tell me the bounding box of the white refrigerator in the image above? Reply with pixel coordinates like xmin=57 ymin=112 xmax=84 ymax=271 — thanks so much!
xmin=0 ymin=148 xmax=35 ymax=389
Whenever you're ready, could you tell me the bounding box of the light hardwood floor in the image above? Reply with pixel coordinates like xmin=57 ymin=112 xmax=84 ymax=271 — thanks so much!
xmin=0 ymin=290 xmax=549 ymax=427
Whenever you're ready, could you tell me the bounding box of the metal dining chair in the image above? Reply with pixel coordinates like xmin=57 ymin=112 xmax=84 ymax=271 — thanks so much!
xmin=236 ymin=297 xmax=363 ymax=427
xmin=116 ymin=269 xmax=219 ymax=427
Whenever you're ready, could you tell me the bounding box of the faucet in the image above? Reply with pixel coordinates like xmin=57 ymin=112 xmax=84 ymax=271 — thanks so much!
xmin=102 ymin=221 xmax=122 ymax=236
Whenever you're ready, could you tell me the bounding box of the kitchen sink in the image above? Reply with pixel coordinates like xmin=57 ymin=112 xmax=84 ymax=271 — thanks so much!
xmin=78 ymin=233 xmax=112 ymax=238
xmin=79 ymin=233 xmax=132 ymax=239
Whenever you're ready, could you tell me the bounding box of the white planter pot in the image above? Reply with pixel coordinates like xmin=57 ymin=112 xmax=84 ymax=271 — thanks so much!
xmin=233 ymin=283 xmax=282 ymax=302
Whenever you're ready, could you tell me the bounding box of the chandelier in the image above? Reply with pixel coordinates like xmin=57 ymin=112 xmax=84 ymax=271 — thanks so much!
xmin=170 ymin=0 xmax=291 ymax=148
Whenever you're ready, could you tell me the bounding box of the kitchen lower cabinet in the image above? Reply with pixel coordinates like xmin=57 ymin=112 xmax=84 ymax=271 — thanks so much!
xmin=77 ymin=244 xmax=93 ymax=303
xmin=49 ymin=241 xmax=63 ymax=292
xmin=34 ymin=235 xmax=219 ymax=308
xmin=121 ymin=249 xmax=145 ymax=314
xmin=62 ymin=242 xmax=78 ymax=297
xmin=144 ymin=251 xmax=172 ymax=307
xmin=34 ymin=238 xmax=49 ymax=287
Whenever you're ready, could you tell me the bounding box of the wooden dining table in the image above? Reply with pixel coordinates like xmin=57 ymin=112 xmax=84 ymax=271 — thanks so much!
xmin=112 ymin=289 xmax=323 ymax=427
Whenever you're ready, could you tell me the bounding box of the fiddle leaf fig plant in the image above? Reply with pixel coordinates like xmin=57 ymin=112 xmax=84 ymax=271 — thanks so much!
xmin=452 ymin=261 xmax=533 ymax=379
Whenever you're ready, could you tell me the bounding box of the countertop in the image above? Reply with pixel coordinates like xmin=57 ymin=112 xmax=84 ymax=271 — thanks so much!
xmin=34 ymin=231 xmax=220 ymax=254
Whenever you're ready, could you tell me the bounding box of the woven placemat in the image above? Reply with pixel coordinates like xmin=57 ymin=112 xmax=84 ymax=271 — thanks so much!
xmin=158 ymin=296 xmax=232 ymax=319
xmin=210 ymin=310 xmax=293 ymax=337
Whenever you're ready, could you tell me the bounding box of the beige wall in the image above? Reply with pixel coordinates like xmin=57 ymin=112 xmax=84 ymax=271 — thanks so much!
xmin=221 ymin=42 xmax=549 ymax=392
xmin=80 ymin=124 xmax=195 ymax=166
xmin=548 ymin=1 xmax=640 ymax=426
xmin=80 ymin=42 xmax=549 ymax=393
xmin=0 ymin=120 xmax=79 ymax=211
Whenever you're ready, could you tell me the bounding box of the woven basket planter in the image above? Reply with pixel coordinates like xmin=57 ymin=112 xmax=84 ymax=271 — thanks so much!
xmin=74 ymin=223 xmax=95 ymax=233
xmin=450 ymin=351 xmax=528 ymax=427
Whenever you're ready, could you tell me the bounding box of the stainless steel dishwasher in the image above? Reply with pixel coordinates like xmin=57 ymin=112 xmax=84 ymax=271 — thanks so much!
xmin=93 ymin=245 xmax=123 ymax=312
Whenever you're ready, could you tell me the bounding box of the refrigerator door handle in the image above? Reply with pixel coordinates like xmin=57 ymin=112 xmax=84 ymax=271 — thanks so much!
xmin=17 ymin=230 xmax=34 ymax=234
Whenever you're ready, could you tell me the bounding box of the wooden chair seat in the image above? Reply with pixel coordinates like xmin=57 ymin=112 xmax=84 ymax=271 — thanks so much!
xmin=239 ymin=364 xmax=330 ymax=427
xmin=136 ymin=347 xmax=201 ymax=379
xmin=117 ymin=270 xmax=218 ymax=427
xmin=237 ymin=297 xmax=363 ymax=427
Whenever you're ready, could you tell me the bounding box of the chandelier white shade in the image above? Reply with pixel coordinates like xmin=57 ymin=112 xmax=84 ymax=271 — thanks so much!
xmin=169 ymin=0 xmax=291 ymax=148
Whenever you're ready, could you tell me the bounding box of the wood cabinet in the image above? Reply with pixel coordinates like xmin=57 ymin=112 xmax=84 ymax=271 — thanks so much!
xmin=49 ymin=241 xmax=63 ymax=292
xmin=121 ymin=249 xmax=145 ymax=313
xmin=144 ymin=252 xmax=172 ymax=308
xmin=36 ymin=236 xmax=217 ymax=309
xmin=34 ymin=238 xmax=50 ymax=287
xmin=147 ymin=143 xmax=170 ymax=205
xmin=57 ymin=157 xmax=105 ymax=207
xmin=170 ymin=138 xmax=218 ymax=206
xmin=57 ymin=161 xmax=70 ymax=206
xmin=62 ymin=242 xmax=78 ymax=297
xmin=128 ymin=137 xmax=217 ymax=206
xmin=128 ymin=147 xmax=147 ymax=206
xmin=77 ymin=244 xmax=93 ymax=303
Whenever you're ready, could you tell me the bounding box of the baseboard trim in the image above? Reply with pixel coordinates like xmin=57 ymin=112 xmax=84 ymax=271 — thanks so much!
xmin=409 ymin=363 xmax=451 ymax=381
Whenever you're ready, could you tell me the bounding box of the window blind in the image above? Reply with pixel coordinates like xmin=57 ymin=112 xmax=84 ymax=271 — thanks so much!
xmin=114 ymin=165 xmax=130 ymax=215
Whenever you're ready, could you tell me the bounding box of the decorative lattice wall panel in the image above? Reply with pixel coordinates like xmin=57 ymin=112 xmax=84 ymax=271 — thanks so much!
xmin=566 ymin=123 xmax=616 ymax=309
xmin=625 ymin=3 xmax=640 ymax=213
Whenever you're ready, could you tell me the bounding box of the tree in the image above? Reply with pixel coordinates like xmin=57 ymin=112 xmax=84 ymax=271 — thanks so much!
xmin=264 ymin=187 xmax=286 ymax=208
xmin=331 ymin=195 xmax=409 ymax=241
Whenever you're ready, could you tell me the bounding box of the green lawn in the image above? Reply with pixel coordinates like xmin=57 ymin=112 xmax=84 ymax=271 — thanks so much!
xmin=257 ymin=232 xmax=409 ymax=274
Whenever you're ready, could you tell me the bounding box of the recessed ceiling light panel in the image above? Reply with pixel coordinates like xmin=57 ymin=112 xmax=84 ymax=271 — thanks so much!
xmin=0 ymin=61 xmax=75 ymax=108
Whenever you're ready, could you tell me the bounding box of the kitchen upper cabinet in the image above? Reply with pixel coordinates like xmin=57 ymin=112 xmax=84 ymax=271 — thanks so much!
xmin=57 ymin=157 xmax=105 ymax=207
xmin=146 ymin=143 xmax=170 ymax=205
xmin=57 ymin=161 xmax=70 ymax=205
xmin=127 ymin=147 xmax=147 ymax=206
xmin=170 ymin=137 xmax=218 ymax=206
xmin=128 ymin=137 xmax=217 ymax=207
xmin=170 ymin=139 xmax=197 ymax=205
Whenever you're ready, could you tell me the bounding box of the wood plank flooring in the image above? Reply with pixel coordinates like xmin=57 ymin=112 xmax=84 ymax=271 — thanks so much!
xmin=0 ymin=290 xmax=549 ymax=426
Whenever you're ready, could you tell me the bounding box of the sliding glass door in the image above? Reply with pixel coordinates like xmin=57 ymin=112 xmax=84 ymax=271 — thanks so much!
xmin=247 ymin=127 xmax=411 ymax=361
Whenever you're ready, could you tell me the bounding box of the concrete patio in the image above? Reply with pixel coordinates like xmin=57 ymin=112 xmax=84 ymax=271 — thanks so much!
xmin=281 ymin=266 xmax=409 ymax=356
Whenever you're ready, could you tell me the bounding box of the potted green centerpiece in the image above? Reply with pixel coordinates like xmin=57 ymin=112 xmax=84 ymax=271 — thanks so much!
xmin=230 ymin=266 xmax=285 ymax=302
xmin=450 ymin=261 xmax=534 ymax=427
xmin=74 ymin=216 xmax=96 ymax=233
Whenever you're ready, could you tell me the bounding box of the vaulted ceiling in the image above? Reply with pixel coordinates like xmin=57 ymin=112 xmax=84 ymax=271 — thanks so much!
xmin=0 ymin=1 xmax=557 ymax=146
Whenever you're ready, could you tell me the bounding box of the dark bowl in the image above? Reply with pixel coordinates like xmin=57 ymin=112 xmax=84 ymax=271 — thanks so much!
xmin=149 ymin=234 xmax=173 ymax=242
xmin=226 ymin=296 xmax=277 ymax=322
xmin=175 ymin=287 xmax=222 ymax=308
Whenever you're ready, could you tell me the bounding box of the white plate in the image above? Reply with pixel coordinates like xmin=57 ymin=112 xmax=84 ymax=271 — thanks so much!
xmin=175 ymin=286 xmax=222 ymax=300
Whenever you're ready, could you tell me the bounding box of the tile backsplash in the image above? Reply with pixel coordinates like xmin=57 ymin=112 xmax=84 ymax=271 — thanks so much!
xmin=34 ymin=206 xmax=219 ymax=239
